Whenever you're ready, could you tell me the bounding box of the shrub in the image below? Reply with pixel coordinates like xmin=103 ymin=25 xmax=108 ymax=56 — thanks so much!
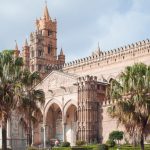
xmin=106 ymin=140 xmax=115 ymax=147
xmin=94 ymin=144 xmax=109 ymax=150
xmin=71 ymin=147 xmax=93 ymax=150
xmin=76 ymin=140 xmax=86 ymax=146
xmin=109 ymin=130 xmax=124 ymax=143
xmin=61 ymin=141 xmax=70 ymax=147
xmin=27 ymin=147 xmax=37 ymax=150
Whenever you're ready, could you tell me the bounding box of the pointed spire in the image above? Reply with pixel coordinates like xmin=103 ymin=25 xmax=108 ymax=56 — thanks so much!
xmin=14 ymin=40 xmax=20 ymax=57
xmin=43 ymin=1 xmax=50 ymax=20
xmin=98 ymin=42 xmax=100 ymax=51
xmin=60 ymin=48 xmax=64 ymax=55
xmin=24 ymin=39 xmax=28 ymax=47
xmin=96 ymin=42 xmax=101 ymax=55
xmin=15 ymin=40 xmax=18 ymax=50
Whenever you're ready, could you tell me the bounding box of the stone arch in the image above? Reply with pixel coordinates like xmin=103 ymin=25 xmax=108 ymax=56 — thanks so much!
xmin=45 ymin=101 xmax=63 ymax=141
xmin=64 ymin=101 xmax=77 ymax=146
xmin=64 ymin=99 xmax=77 ymax=119
xmin=44 ymin=98 xmax=62 ymax=122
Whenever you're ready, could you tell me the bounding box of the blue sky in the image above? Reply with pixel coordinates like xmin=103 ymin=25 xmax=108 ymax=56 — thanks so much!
xmin=0 ymin=0 xmax=150 ymax=62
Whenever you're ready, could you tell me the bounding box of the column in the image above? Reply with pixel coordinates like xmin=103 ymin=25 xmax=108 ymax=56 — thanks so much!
xmin=7 ymin=119 xmax=11 ymax=148
xmin=62 ymin=93 xmax=66 ymax=142
xmin=31 ymin=123 xmax=34 ymax=146
xmin=43 ymin=124 xmax=46 ymax=148
xmin=62 ymin=122 xmax=66 ymax=142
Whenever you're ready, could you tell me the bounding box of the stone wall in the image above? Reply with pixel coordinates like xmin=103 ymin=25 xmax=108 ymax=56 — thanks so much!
xmin=101 ymin=104 xmax=125 ymax=143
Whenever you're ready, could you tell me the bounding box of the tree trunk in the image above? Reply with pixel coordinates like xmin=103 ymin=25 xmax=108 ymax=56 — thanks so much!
xmin=28 ymin=112 xmax=32 ymax=147
xmin=29 ymin=126 xmax=32 ymax=146
xmin=2 ymin=113 xmax=7 ymax=150
xmin=140 ymin=133 xmax=144 ymax=150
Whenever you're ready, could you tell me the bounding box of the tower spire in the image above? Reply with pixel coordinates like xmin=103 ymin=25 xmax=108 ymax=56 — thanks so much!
xmin=60 ymin=47 xmax=64 ymax=55
xmin=14 ymin=40 xmax=20 ymax=57
xmin=43 ymin=1 xmax=50 ymax=20
xmin=24 ymin=39 xmax=28 ymax=47
xmin=98 ymin=42 xmax=100 ymax=50
xmin=15 ymin=40 xmax=18 ymax=50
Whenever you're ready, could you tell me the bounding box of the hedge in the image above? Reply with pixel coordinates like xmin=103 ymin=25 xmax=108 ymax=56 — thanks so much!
xmin=27 ymin=147 xmax=49 ymax=150
xmin=52 ymin=147 xmax=93 ymax=150
xmin=52 ymin=147 xmax=71 ymax=150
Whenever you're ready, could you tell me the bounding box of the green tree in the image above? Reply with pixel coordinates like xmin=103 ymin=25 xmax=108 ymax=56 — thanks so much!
xmin=109 ymin=131 xmax=123 ymax=144
xmin=18 ymin=70 xmax=45 ymax=146
xmin=107 ymin=63 xmax=150 ymax=150
xmin=0 ymin=50 xmax=23 ymax=150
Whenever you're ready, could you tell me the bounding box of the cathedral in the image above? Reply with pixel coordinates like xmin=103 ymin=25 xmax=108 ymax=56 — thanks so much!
xmin=1 ymin=4 xmax=150 ymax=150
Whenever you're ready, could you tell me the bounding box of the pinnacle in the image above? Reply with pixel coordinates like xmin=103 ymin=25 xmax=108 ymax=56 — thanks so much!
xmin=60 ymin=48 xmax=64 ymax=55
xmin=43 ymin=2 xmax=50 ymax=20
xmin=15 ymin=40 xmax=18 ymax=50
xmin=24 ymin=39 xmax=28 ymax=47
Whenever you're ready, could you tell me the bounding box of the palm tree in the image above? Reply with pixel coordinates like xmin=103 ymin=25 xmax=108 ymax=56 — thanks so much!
xmin=107 ymin=63 xmax=150 ymax=150
xmin=17 ymin=70 xmax=45 ymax=147
xmin=0 ymin=50 xmax=23 ymax=150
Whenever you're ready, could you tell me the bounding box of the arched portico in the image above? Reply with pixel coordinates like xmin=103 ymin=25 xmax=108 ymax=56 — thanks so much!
xmin=46 ymin=103 xmax=63 ymax=141
xmin=44 ymin=99 xmax=62 ymax=123
xmin=64 ymin=103 xmax=77 ymax=146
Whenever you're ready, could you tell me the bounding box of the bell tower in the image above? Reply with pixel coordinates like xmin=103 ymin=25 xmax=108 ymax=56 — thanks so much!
xmin=29 ymin=3 xmax=64 ymax=76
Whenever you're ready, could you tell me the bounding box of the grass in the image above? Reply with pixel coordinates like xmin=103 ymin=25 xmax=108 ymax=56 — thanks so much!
xmin=51 ymin=144 xmax=150 ymax=150
xmin=109 ymin=144 xmax=150 ymax=150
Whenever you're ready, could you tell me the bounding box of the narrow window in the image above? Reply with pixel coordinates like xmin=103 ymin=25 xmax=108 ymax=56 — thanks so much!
xmin=38 ymin=50 xmax=42 ymax=57
xmin=48 ymin=30 xmax=52 ymax=36
xmin=48 ymin=46 xmax=51 ymax=54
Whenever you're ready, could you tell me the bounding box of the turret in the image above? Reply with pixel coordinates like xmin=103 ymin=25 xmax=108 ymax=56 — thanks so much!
xmin=22 ymin=39 xmax=30 ymax=69
xmin=92 ymin=43 xmax=102 ymax=56
xmin=77 ymin=75 xmax=98 ymax=142
xmin=58 ymin=48 xmax=65 ymax=65
xmin=14 ymin=41 xmax=20 ymax=58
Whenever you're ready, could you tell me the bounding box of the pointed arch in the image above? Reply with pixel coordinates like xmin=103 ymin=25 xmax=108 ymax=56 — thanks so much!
xmin=63 ymin=99 xmax=77 ymax=119
xmin=44 ymin=98 xmax=62 ymax=123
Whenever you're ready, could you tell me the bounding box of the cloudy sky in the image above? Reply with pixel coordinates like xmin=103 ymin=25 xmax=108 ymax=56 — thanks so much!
xmin=0 ymin=0 xmax=150 ymax=62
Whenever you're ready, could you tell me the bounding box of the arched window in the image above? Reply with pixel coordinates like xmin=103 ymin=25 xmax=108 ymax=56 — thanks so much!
xmin=38 ymin=49 xmax=43 ymax=57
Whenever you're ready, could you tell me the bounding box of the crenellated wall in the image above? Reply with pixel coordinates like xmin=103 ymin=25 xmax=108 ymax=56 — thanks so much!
xmin=63 ymin=39 xmax=150 ymax=80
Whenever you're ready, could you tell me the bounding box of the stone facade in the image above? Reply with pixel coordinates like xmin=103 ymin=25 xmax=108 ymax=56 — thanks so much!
xmin=1 ymin=4 xmax=150 ymax=150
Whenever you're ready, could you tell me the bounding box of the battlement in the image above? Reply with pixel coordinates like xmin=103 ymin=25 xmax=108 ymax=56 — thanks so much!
xmin=78 ymin=75 xmax=97 ymax=83
xmin=63 ymin=39 xmax=150 ymax=71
